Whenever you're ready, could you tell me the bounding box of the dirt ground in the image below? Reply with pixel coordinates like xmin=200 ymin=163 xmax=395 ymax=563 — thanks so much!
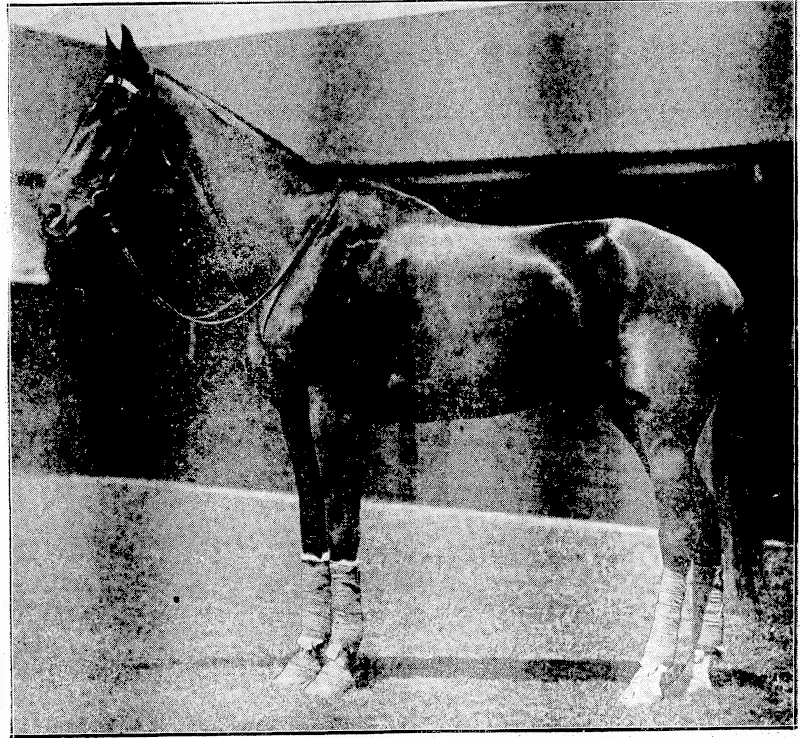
xmin=11 ymin=475 xmax=794 ymax=732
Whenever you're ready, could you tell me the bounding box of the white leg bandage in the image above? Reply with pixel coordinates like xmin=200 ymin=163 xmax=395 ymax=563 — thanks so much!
xmin=297 ymin=552 xmax=331 ymax=650
xmin=620 ymin=567 xmax=686 ymax=707
xmin=693 ymin=565 xmax=724 ymax=657
xmin=641 ymin=567 xmax=687 ymax=667
xmin=328 ymin=559 xmax=363 ymax=657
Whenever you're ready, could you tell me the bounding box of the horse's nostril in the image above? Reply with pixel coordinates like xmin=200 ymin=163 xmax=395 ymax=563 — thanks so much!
xmin=40 ymin=202 xmax=67 ymax=239
xmin=90 ymin=189 xmax=106 ymax=208
xmin=44 ymin=203 xmax=62 ymax=224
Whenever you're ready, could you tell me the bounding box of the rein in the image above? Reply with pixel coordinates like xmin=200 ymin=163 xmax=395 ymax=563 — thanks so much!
xmin=99 ymin=72 xmax=344 ymax=327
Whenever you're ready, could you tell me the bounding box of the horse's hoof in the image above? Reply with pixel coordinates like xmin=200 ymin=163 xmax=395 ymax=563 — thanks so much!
xmin=275 ymin=647 xmax=324 ymax=688
xmin=304 ymin=651 xmax=356 ymax=700
xmin=686 ymin=652 xmax=716 ymax=698
xmin=619 ymin=664 xmax=668 ymax=708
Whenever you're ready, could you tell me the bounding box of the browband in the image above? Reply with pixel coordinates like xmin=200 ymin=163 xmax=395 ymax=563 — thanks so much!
xmin=104 ymin=75 xmax=140 ymax=95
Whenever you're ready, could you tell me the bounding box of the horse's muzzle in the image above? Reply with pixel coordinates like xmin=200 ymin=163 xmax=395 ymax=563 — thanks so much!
xmin=39 ymin=202 xmax=67 ymax=242
xmin=38 ymin=192 xmax=100 ymax=244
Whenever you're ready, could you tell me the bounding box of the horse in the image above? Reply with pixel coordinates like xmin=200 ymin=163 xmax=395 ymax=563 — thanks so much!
xmin=38 ymin=27 xmax=760 ymax=706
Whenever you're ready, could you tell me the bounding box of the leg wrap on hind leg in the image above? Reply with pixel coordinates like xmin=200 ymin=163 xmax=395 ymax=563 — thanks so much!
xmin=642 ymin=567 xmax=687 ymax=667
xmin=327 ymin=559 xmax=364 ymax=657
xmin=693 ymin=565 xmax=724 ymax=657
xmin=297 ymin=552 xmax=331 ymax=650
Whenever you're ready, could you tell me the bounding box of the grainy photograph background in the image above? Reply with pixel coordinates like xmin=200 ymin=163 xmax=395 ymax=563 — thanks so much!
xmin=9 ymin=2 xmax=794 ymax=731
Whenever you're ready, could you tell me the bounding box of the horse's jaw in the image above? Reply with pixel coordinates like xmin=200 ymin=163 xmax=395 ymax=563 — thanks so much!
xmin=40 ymin=207 xmax=118 ymax=286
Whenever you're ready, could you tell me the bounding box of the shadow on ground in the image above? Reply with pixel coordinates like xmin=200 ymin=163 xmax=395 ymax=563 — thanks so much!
xmin=84 ymin=652 xmax=772 ymax=695
xmin=353 ymin=655 xmax=768 ymax=693
xmin=357 ymin=655 xmax=635 ymax=684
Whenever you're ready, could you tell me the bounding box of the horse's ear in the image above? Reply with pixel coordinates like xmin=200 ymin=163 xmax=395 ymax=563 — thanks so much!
xmin=105 ymin=30 xmax=121 ymax=70
xmin=119 ymin=24 xmax=151 ymax=90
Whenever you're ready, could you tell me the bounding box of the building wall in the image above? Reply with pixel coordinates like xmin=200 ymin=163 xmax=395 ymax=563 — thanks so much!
xmin=147 ymin=2 xmax=794 ymax=162
xmin=11 ymin=1 xmax=794 ymax=174
xmin=10 ymin=28 xmax=104 ymax=174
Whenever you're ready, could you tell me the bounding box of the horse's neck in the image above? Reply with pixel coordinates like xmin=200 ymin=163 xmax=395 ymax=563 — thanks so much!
xmin=174 ymin=87 xmax=329 ymax=279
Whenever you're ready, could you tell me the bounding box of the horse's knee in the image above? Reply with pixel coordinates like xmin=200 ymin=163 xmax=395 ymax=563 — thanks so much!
xmin=649 ymin=439 xmax=693 ymax=485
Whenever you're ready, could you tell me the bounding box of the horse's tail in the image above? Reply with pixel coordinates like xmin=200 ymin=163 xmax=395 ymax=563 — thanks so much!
xmin=712 ymin=304 xmax=762 ymax=601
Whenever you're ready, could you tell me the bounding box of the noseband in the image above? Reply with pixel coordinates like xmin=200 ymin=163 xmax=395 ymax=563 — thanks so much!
xmin=98 ymin=73 xmax=343 ymax=327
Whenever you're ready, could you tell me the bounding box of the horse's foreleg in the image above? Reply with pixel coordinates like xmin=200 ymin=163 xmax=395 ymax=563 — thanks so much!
xmin=305 ymin=402 xmax=368 ymax=699
xmin=318 ymin=405 xmax=366 ymax=654
xmin=273 ymin=385 xmax=331 ymax=687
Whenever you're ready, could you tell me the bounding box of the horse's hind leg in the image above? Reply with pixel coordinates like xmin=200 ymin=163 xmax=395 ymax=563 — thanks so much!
xmin=686 ymin=419 xmax=725 ymax=697
xmin=619 ymin=410 xmax=715 ymax=707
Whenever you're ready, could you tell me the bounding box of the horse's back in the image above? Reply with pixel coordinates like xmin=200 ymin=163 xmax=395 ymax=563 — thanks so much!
xmin=339 ymin=180 xmax=742 ymax=311
xmin=382 ymin=212 xmax=741 ymax=312
xmin=376 ymin=212 xmax=744 ymax=417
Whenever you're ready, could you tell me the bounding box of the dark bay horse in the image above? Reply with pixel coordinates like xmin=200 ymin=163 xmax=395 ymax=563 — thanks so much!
xmin=39 ymin=28 xmax=760 ymax=705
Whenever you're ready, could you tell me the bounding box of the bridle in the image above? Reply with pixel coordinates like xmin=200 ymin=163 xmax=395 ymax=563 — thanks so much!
xmin=95 ymin=72 xmax=343 ymax=327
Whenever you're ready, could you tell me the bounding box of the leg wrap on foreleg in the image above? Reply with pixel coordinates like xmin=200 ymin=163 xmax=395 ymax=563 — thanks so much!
xmin=686 ymin=566 xmax=724 ymax=696
xmin=275 ymin=553 xmax=331 ymax=688
xmin=305 ymin=559 xmax=363 ymax=699
xmin=297 ymin=552 xmax=332 ymax=650
xmin=693 ymin=565 xmax=724 ymax=657
xmin=328 ymin=559 xmax=364 ymax=657
xmin=642 ymin=567 xmax=687 ymax=667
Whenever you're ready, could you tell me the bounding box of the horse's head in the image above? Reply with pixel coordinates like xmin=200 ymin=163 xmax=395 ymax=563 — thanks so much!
xmin=39 ymin=25 xmax=324 ymax=296
xmin=38 ymin=26 xmax=160 ymax=278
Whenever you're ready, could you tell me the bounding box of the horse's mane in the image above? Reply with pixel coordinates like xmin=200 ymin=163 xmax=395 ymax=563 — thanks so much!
xmin=133 ymin=68 xmax=334 ymax=303
xmin=153 ymin=68 xmax=323 ymax=192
